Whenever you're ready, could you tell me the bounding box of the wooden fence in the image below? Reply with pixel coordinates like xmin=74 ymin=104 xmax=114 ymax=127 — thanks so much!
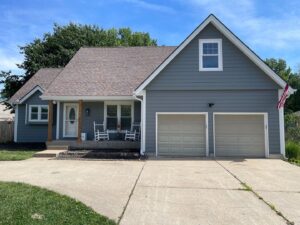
xmin=0 ymin=120 xmax=14 ymax=143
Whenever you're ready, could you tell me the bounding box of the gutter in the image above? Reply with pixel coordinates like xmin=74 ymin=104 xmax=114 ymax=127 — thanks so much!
xmin=134 ymin=93 xmax=145 ymax=156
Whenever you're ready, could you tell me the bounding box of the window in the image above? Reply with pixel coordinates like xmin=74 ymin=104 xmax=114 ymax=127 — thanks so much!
xmin=199 ymin=39 xmax=222 ymax=71
xmin=107 ymin=105 xmax=118 ymax=130
xmin=105 ymin=102 xmax=133 ymax=132
xmin=29 ymin=105 xmax=48 ymax=122
xmin=121 ymin=105 xmax=132 ymax=130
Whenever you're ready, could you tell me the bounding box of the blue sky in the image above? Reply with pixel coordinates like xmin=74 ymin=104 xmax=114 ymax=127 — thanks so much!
xmin=1 ymin=0 xmax=300 ymax=78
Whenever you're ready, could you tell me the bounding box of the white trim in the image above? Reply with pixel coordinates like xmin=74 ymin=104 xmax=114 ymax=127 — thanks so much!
xmin=278 ymin=90 xmax=286 ymax=156
xmin=41 ymin=95 xmax=135 ymax=101
xmin=199 ymin=39 xmax=223 ymax=71
xmin=14 ymin=105 xmax=18 ymax=142
xmin=18 ymin=86 xmax=44 ymax=104
xmin=63 ymin=103 xmax=79 ymax=138
xmin=142 ymin=91 xmax=146 ymax=155
xmin=56 ymin=101 xmax=60 ymax=140
xmin=135 ymin=14 xmax=289 ymax=94
xmin=213 ymin=112 xmax=269 ymax=158
xmin=103 ymin=101 xmax=134 ymax=132
xmin=155 ymin=112 xmax=209 ymax=157
xmin=25 ymin=104 xmax=28 ymax=125
xmin=134 ymin=92 xmax=145 ymax=155
xmin=28 ymin=105 xmax=49 ymax=122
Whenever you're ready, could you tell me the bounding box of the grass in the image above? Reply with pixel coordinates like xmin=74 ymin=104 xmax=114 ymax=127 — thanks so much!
xmin=286 ymin=141 xmax=300 ymax=166
xmin=0 ymin=150 xmax=38 ymax=161
xmin=0 ymin=182 xmax=116 ymax=225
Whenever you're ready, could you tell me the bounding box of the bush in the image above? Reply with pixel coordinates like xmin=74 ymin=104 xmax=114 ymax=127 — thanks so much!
xmin=286 ymin=141 xmax=300 ymax=159
xmin=285 ymin=113 xmax=300 ymax=142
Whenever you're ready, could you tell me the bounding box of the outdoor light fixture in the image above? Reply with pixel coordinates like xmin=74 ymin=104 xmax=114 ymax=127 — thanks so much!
xmin=208 ymin=103 xmax=215 ymax=108
xmin=85 ymin=108 xmax=90 ymax=116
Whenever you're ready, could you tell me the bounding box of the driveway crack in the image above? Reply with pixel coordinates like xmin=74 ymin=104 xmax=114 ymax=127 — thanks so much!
xmin=215 ymin=160 xmax=294 ymax=225
xmin=117 ymin=161 xmax=146 ymax=225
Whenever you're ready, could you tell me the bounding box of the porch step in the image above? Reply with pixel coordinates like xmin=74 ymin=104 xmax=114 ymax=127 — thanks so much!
xmin=47 ymin=145 xmax=69 ymax=150
xmin=34 ymin=150 xmax=68 ymax=158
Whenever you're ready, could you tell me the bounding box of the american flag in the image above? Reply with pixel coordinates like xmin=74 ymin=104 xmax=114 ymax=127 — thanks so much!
xmin=277 ymin=84 xmax=289 ymax=109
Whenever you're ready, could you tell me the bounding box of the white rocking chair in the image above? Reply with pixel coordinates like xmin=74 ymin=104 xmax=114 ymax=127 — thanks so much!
xmin=132 ymin=122 xmax=141 ymax=141
xmin=124 ymin=122 xmax=141 ymax=141
xmin=125 ymin=130 xmax=136 ymax=141
xmin=94 ymin=121 xmax=109 ymax=141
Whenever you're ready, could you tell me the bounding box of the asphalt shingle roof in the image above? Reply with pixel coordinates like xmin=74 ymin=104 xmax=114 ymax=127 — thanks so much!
xmin=9 ymin=68 xmax=62 ymax=104
xmin=42 ymin=46 xmax=176 ymax=97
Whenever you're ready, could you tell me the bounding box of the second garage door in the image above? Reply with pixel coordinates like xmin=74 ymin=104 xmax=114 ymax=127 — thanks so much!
xmin=157 ymin=114 xmax=207 ymax=157
xmin=214 ymin=114 xmax=266 ymax=157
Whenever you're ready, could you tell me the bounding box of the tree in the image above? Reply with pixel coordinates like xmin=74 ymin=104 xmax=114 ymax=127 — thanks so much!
xmin=265 ymin=58 xmax=292 ymax=81
xmin=1 ymin=23 xmax=157 ymax=107
xmin=265 ymin=58 xmax=300 ymax=113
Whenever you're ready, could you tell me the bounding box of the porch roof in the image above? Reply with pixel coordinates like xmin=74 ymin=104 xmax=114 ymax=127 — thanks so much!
xmin=42 ymin=46 xmax=175 ymax=99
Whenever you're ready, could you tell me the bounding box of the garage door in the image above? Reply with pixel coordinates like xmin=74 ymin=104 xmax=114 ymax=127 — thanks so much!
xmin=157 ymin=114 xmax=207 ymax=156
xmin=214 ymin=114 xmax=266 ymax=157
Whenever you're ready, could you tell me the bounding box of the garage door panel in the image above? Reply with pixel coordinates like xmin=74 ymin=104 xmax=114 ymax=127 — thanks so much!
xmin=157 ymin=114 xmax=206 ymax=157
xmin=215 ymin=115 xmax=265 ymax=157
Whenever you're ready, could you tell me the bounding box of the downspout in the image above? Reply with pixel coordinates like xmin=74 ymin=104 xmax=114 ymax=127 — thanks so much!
xmin=134 ymin=93 xmax=145 ymax=155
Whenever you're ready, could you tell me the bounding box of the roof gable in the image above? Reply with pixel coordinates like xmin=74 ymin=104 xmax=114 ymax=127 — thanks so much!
xmin=146 ymin=23 xmax=280 ymax=91
xmin=9 ymin=68 xmax=62 ymax=104
xmin=135 ymin=14 xmax=290 ymax=94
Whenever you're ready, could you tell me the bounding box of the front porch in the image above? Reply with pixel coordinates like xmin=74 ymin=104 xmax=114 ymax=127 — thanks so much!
xmin=46 ymin=98 xmax=143 ymax=152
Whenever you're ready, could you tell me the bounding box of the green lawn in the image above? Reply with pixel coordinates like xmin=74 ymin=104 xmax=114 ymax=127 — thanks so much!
xmin=0 ymin=182 xmax=116 ymax=225
xmin=0 ymin=150 xmax=38 ymax=161
xmin=288 ymin=158 xmax=300 ymax=166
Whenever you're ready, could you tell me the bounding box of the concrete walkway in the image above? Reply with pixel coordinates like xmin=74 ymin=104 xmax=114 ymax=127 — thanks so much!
xmin=0 ymin=158 xmax=298 ymax=225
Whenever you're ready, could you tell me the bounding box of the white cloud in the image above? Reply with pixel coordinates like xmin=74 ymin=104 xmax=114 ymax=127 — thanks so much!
xmin=122 ymin=0 xmax=176 ymax=13
xmin=0 ymin=49 xmax=23 ymax=74
xmin=182 ymin=0 xmax=300 ymax=51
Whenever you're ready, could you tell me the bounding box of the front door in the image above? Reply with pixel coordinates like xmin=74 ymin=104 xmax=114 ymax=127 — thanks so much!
xmin=63 ymin=103 xmax=78 ymax=137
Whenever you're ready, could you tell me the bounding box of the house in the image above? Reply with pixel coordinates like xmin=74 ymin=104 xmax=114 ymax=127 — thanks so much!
xmin=9 ymin=14 xmax=296 ymax=158
xmin=0 ymin=101 xmax=14 ymax=121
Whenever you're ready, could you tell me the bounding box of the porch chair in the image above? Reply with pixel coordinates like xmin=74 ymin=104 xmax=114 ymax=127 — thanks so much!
xmin=132 ymin=122 xmax=141 ymax=141
xmin=124 ymin=122 xmax=141 ymax=141
xmin=94 ymin=121 xmax=109 ymax=141
xmin=124 ymin=129 xmax=136 ymax=141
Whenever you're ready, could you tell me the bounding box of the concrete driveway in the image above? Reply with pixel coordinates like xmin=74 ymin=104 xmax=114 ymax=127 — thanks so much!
xmin=0 ymin=158 xmax=298 ymax=225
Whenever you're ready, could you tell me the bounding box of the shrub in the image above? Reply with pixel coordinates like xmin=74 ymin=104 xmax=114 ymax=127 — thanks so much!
xmin=285 ymin=113 xmax=300 ymax=142
xmin=286 ymin=141 xmax=300 ymax=159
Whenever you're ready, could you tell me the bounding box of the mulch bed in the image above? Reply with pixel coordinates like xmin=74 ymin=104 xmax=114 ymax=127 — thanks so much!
xmin=57 ymin=149 xmax=141 ymax=160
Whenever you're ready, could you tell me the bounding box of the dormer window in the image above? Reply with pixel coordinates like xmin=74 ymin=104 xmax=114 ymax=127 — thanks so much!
xmin=199 ymin=39 xmax=223 ymax=71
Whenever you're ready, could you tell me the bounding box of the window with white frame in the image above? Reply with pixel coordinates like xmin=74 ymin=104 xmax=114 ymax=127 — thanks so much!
xmin=121 ymin=105 xmax=132 ymax=131
xmin=106 ymin=105 xmax=118 ymax=130
xmin=199 ymin=39 xmax=223 ymax=71
xmin=29 ymin=105 xmax=48 ymax=122
xmin=104 ymin=102 xmax=133 ymax=132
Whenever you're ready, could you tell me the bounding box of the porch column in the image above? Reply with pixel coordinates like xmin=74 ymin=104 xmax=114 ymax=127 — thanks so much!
xmin=77 ymin=100 xmax=83 ymax=142
xmin=47 ymin=101 xmax=53 ymax=142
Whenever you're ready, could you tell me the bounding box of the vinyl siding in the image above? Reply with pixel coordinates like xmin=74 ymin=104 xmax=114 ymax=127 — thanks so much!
xmin=145 ymin=90 xmax=280 ymax=155
xmin=146 ymin=23 xmax=280 ymax=91
xmin=16 ymin=91 xmax=56 ymax=142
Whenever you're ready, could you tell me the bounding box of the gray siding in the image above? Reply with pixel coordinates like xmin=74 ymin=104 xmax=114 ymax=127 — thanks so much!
xmin=16 ymin=91 xmax=56 ymax=142
xmin=134 ymin=101 xmax=141 ymax=122
xmin=147 ymin=23 xmax=280 ymax=91
xmin=145 ymin=90 xmax=280 ymax=155
xmin=82 ymin=102 xmax=104 ymax=140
